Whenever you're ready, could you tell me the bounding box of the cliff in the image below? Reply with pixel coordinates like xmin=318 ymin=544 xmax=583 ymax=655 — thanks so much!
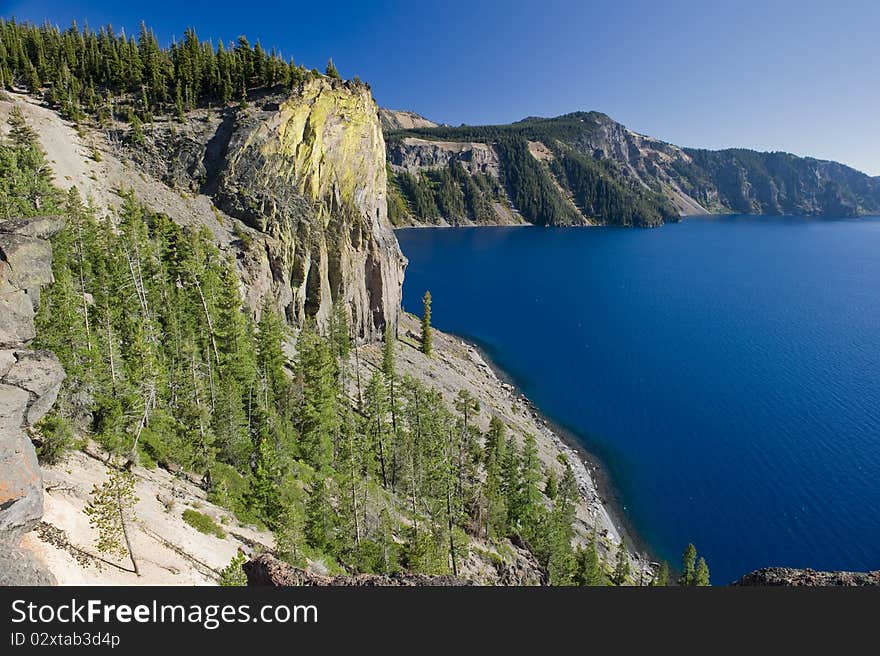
xmin=127 ymin=78 xmax=406 ymax=340
xmin=0 ymin=215 xmax=66 ymax=585
xmin=385 ymin=111 xmax=880 ymax=225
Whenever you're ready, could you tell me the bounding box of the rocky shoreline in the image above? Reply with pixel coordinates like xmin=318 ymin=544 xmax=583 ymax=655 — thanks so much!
xmin=458 ymin=337 xmax=658 ymax=571
xmin=361 ymin=313 xmax=656 ymax=581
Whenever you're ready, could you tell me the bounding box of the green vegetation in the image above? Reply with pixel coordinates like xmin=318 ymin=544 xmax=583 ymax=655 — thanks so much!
xmin=386 ymin=112 xmax=680 ymax=227
xmin=388 ymin=162 xmax=506 ymax=225
xmin=0 ymin=75 xmax=709 ymax=587
xmin=0 ymin=106 xmax=60 ymax=218
xmin=325 ymin=58 xmax=340 ymax=79
xmin=0 ymin=19 xmax=322 ymax=126
xmin=679 ymin=543 xmax=710 ymax=586
xmin=183 ymin=509 xmax=227 ymax=539
xmin=84 ymin=465 xmax=139 ymax=573
xmin=218 ymin=551 xmax=248 ymax=586
xmin=420 ymin=291 xmax=433 ymax=356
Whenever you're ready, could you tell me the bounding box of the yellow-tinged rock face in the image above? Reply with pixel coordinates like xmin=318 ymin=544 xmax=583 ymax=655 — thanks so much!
xmin=217 ymin=77 xmax=406 ymax=341
xmin=275 ymin=79 xmax=387 ymax=225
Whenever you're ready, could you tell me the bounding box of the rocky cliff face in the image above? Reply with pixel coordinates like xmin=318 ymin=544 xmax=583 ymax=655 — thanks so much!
xmin=385 ymin=110 xmax=880 ymax=224
xmin=733 ymin=567 xmax=880 ymax=586
xmin=0 ymin=215 xmax=66 ymax=585
xmin=680 ymin=148 xmax=880 ymax=216
xmin=129 ymin=78 xmax=406 ymax=340
xmin=389 ymin=137 xmax=502 ymax=177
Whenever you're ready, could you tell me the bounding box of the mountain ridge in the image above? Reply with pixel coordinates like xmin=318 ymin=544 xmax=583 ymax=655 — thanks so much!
xmin=383 ymin=109 xmax=880 ymax=226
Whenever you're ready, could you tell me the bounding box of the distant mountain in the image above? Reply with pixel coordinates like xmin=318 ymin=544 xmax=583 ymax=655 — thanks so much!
xmin=383 ymin=111 xmax=880 ymax=227
xmin=378 ymin=108 xmax=440 ymax=131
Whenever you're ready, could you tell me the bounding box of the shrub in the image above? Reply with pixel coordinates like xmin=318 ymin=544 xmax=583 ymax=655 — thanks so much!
xmin=182 ymin=508 xmax=226 ymax=539
xmin=34 ymin=414 xmax=74 ymax=465
xmin=218 ymin=551 xmax=248 ymax=586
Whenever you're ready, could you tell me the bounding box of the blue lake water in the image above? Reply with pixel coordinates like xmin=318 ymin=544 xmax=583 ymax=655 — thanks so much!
xmin=396 ymin=216 xmax=880 ymax=583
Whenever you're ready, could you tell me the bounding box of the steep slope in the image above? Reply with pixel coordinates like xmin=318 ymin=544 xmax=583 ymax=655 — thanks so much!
xmin=385 ymin=113 xmax=682 ymax=227
xmin=679 ymin=148 xmax=880 ymax=216
xmin=378 ymin=109 xmax=439 ymax=131
xmin=385 ymin=111 xmax=880 ymax=225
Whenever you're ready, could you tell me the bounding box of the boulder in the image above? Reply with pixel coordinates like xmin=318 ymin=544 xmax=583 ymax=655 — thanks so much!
xmin=732 ymin=567 xmax=880 ymax=586
xmin=2 ymin=350 xmax=65 ymax=425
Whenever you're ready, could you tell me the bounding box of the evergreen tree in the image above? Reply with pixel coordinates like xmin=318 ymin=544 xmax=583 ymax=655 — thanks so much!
xmin=694 ymin=557 xmax=711 ymax=586
xmin=84 ymin=464 xmax=139 ymax=575
xmin=679 ymin=543 xmax=697 ymax=586
xmin=325 ymin=58 xmax=340 ymax=79
xmin=576 ymin=524 xmax=607 ymax=586
xmin=544 ymin=470 xmax=558 ymax=500
xmin=611 ymin=539 xmax=631 ymax=586
xmin=420 ymin=291 xmax=433 ymax=356
xmin=293 ymin=320 xmax=338 ymax=469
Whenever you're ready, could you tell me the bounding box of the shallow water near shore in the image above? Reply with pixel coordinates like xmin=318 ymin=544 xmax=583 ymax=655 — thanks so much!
xmin=397 ymin=216 xmax=880 ymax=583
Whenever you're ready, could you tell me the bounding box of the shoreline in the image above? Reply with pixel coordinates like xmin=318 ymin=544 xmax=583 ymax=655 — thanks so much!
xmin=457 ymin=332 xmax=659 ymax=569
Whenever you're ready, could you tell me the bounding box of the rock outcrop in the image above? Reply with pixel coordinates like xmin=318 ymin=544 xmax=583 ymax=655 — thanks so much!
xmin=244 ymin=554 xmax=468 ymax=586
xmin=732 ymin=567 xmax=880 ymax=586
xmin=128 ymin=78 xmax=406 ymax=341
xmin=216 ymin=79 xmax=405 ymax=339
xmin=0 ymin=215 xmax=66 ymax=585
xmin=389 ymin=137 xmax=503 ymax=178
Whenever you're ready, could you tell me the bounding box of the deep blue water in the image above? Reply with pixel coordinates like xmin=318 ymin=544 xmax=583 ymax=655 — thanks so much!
xmin=397 ymin=216 xmax=880 ymax=583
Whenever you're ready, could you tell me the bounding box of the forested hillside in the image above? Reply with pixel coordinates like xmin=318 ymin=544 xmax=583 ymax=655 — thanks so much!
xmin=386 ymin=115 xmax=680 ymax=227
xmin=386 ymin=112 xmax=880 ymax=224
xmin=0 ymin=79 xmax=649 ymax=585
xmin=0 ymin=18 xmax=320 ymax=123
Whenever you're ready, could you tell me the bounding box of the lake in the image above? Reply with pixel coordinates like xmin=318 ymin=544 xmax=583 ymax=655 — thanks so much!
xmin=397 ymin=216 xmax=880 ymax=583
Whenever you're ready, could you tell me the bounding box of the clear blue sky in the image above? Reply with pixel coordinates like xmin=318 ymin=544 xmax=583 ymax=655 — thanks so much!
xmin=5 ymin=0 xmax=879 ymax=174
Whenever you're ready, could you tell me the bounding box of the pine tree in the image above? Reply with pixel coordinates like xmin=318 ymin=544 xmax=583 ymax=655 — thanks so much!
xmin=382 ymin=323 xmax=395 ymax=379
xmin=420 ymin=291 xmax=433 ymax=356
xmin=544 ymin=470 xmax=558 ymax=500
xmin=293 ymin=320 xmax=338 ymax=470
xmin=305 ymin=476 xmax=332 ymax=552
xmin=679 ymin=543 xmax=697 ymax=586
xmin=84 ymin=465 xmax=139 ymax=575
xmin=694 ymin=557 xmax=711 ymax=586
xmin=219 ymin=551 xmax=248 ymax=585
xmin=256 ymin=297 xmax=288 ymax=406
xmin=364 ymin=371 xmax=390 ymax=487
xmin=276 ymin=501 xmax=307 ymax=566
xmin=325 ymin=58 xmax=340 ymax=79
xmin=576 ymin=524 xmax=607 ymax=586
xmin=611 ymin=539 xmax=631 ymax=586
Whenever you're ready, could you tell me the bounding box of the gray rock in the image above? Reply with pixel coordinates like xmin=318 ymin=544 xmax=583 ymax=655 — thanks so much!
xmin=3 ymin=350 xmax=66 ymax=425
xmin=0 ymin=382 xmax=29 ymax=435
xmin=732 ymin=567 xmax=880 ymax=586
xmin=0 ymin=279 xmax=37 ymax=347
xmin=0 ymin=215 xmax=65 ymax=239
xmin=126 ymin=78 xmax=406 ymax=342
xmin=0 ymin=547 xmax=57 ymax=585
xmin=0 ymin=215 xmax=66 ymax=584
xmin=0 ymin=385 xmax=44 ymax=544
xmin=0 ymin=233 xmax=54 ymax=305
